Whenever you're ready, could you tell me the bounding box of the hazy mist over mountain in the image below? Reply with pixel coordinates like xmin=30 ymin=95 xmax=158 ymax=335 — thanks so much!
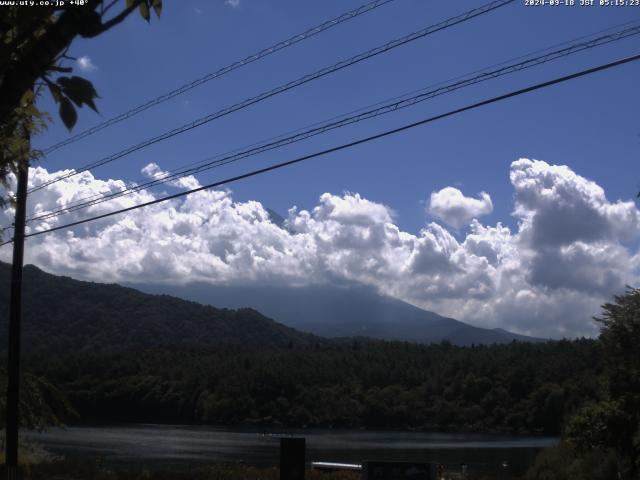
xmin=133 ymin=282 xmax=544 ymax=345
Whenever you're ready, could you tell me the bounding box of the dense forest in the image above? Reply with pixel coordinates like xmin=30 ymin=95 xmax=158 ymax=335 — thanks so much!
xmin=2 ymin=263 xmax=639 ymax=478
xmin=3 ymin=262 xmax=605 ymax=437
xmin=26 ymin=339 xmax=602 ymax=435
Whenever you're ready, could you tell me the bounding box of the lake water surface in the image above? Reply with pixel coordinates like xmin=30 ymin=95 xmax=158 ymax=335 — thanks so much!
xmin=27 ymin=425 xmax=557 ymax=476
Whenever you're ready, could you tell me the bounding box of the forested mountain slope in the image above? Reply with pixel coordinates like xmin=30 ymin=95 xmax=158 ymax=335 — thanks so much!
xmin=0 ymin=262 xmax=317 ymax=352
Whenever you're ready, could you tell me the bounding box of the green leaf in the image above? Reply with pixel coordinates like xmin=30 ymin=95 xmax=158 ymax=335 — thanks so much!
xmin=151 ymin=0 xmax=162 ymax=18
xmin=57 ymin=76 xmax=99 ymax=112
xmin=59 ymin=97 xmax=77 ymax=131
xmin=47 ymin=82 xmax=62 ymax=104
xmin=139 ymin=0 xmax=150 ymax=22
xmin=126 ymin=0 xmax=135 ymax=7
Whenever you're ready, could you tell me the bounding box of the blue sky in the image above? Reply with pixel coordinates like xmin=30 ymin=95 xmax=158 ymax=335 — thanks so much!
xmin=6 ymin=0 xmax=639 ymax=337
xmin=34 ymin=0 xmax=639 ymax=233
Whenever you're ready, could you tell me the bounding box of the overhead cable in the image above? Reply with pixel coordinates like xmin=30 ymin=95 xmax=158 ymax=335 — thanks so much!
xmin=2 ymin=51 xmax=636 ymax=247
xmin=41 ymin=0 xmax=399 ymax=155
xmin=29 ymin=0 xmax=515 ymax=193
xmin=25 ymin=22 xmax=640 ymax=224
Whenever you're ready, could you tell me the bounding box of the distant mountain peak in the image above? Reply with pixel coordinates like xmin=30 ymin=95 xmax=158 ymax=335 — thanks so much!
xmin=264 ymin=208 xmax=286 ymax=229
xmin=132 ymin=281 xmax=546 ymax=346
xmin=1 ymin=261 xmax=544 ymax=349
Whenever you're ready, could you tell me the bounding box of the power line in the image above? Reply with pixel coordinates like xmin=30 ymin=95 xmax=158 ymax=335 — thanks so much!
xmin=24 ymin=22 xmax=640 ymax=225
xmin=3 ymin=52 xmax=637 ymax=247
xmin=29 ymin=0 xmax=515 ymax=194
xmin=41 ymin=0 xmax=398 ymax=155
xmin=34 ymin=0 xmax=513 ymax=190
xmin=28 ymin=18 xmax=640 ymax=224
xmin=27 ymin=22 xmax=640 ymax=223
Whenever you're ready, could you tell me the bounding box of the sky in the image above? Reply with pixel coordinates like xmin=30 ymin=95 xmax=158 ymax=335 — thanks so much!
xmin=1 ymin=0 xmax=639 ymax=338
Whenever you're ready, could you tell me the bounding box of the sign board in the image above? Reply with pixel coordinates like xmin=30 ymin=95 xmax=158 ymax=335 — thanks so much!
xmin=363 ymin=461 xmax=435 ymax=480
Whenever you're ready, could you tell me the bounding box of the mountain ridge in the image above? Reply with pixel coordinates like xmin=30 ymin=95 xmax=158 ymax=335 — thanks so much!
xmin=0 ymin=261 xmax=543 ymax=349
xmin=131 ymin=282 xmax=545 ymax=345
xmin=0 ymin=262 xmax=319 ymax=353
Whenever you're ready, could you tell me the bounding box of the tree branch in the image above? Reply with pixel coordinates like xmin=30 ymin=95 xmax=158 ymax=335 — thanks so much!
xmin=101 ymin=0 xmax=121 ymax=16
xmin=84 ymin=0 xmax=143 ymax=38
xmin=0 ymin=1 xmax=143 ymax=123
xmin=47 ymin=65 xmax=73 ymax=73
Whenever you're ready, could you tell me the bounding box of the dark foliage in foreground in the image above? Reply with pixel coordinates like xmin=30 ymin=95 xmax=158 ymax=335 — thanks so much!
xmin=526 ymin=287 xmax=640 ymax=480
xmin=28 ymin=339 xmax=602 ymax=435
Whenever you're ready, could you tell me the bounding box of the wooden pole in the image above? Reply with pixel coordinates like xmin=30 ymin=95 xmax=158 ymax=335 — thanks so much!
xmin=280 ymin=437 xmax=305 ymax=480
xmin=4 ymin=136 xmax=29 ymax=479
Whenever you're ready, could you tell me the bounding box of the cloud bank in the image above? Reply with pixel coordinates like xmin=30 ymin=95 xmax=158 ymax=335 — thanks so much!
xmin=1 ymin=158 xmax=638 ymax=339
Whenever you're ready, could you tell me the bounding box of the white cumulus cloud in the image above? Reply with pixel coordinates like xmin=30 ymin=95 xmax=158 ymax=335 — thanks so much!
xmin=1 ymin=158 xmax=638 ymax=339
xmin=225 ymin=0 xmax=240 ymax=7
xmin=510 ymin=159 xmax=639 ymax=247
xmin=428 ymin=187 xmax=493 ymax=228
xmin=141 ymin=163 xmax=201 ymax=190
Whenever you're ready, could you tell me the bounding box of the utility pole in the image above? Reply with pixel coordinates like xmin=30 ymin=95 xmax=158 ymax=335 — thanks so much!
xmin=4 ymin=131 xmax=29 ymax=480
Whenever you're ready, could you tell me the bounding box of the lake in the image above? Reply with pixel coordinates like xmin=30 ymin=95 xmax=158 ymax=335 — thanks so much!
xmin=26 ymin=425 xmax=557 ymax=477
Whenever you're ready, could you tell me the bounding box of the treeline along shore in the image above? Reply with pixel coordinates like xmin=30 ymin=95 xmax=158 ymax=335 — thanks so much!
xmin=25 ymin=339 xmax=601 ymax=435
